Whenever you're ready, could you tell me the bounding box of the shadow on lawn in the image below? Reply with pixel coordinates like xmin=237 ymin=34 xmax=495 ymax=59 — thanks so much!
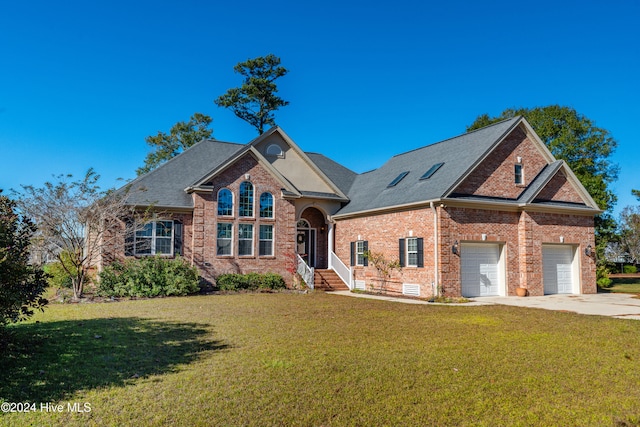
xmin=0 ymin=317 xmax=227 ymax=402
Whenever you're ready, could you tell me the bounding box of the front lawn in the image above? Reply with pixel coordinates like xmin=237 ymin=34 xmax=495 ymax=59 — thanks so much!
xmin=607 ymin=277 xmax=640 ymax=294
xmin=2 ymin=293 xmax=640 ymax=426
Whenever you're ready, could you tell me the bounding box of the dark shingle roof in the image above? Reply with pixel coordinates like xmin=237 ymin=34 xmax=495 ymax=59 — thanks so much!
xmin=517 ymin=160 xmax=564 ymax=203
xmin=305 ymin=152 xmax=358 ymax=195
xmin=335 ymin=117 xmax=521 ymax=215
xmin=122 ymin=139 xmax=244 ymax=208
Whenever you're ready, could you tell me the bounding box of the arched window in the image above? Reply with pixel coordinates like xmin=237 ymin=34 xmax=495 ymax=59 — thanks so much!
xmin=238 ymin=181 xmax=254 ymax=217
xmin=266 ymin=143 xmax=284 ymax=157
xmin=259 ymin=192 xmax=274 ymax=218
xmin=217 ymin=188 xmax=233 ymax=216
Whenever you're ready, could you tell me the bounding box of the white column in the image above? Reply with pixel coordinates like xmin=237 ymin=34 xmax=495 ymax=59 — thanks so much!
xmin=328 ymin=222 xmax=334 ymax=269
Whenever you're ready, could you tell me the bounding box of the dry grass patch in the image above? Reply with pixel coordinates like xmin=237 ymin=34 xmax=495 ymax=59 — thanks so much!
xmin=2 ymin=293 xmax=640 ymax=426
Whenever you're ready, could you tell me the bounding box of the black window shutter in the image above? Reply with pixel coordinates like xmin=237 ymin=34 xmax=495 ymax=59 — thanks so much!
xmin=363 ymin=241 xmax=369 ymax=266
xmin=124 ymin=218 xmax=134 ymax=256
xmin=174 ymin=220 xmax=183 ymax=256
xmin=417 ymin=238 xmax=424 ymax=268
xmin=350 ymin=242 xmax=355 ymax=266
xmin=399 ymin=238 xmax=405 ymax=267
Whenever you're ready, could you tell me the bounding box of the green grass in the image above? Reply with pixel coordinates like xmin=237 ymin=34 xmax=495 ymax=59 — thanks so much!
xmin=607 ymin=277 xmax=640 ymax=294
xmin=2 ymin=293 xmax=640 ymax=426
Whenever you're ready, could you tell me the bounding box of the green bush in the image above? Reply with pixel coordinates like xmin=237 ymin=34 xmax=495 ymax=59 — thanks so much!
xmin=43 ymin=251 xmax=77 ymax=289
xmin=43 ymin=262 xmax=72 ymax=288
xmin=596 ymin=265 xmax=612 ymax=289
xmin=215 ymin=273 xmax=286 ymax=291
xmin=97 ymin=256 xmax=200 ymax=298
xmin=623 ymin=265 xmax=638 ymax=274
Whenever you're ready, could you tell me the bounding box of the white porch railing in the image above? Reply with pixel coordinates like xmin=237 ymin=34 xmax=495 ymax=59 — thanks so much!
xmin=296 ymin=254 xmax=314 ymax=290
xmin=329 ymin=251 xmax=352 ymax=290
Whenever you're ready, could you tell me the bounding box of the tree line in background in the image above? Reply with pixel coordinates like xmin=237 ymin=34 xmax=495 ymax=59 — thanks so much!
xmin=138 ymin=54 xmax=288 ymax=176
xmin=3 ymin=54 xmax=640 ymax=330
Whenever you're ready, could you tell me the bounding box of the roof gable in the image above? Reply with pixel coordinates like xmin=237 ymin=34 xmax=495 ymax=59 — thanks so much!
xmin=524 ymin=161 xmax=599 ymax=209
xmin=334 ymin=117 xmax=522 ymax=216
xmin=192 ymin=127 xmax=350 ymax=201
xmin=448 ymin=122 xmax=552 ymax=199
xmin=334 ymin=117 xmax=599 ymax=217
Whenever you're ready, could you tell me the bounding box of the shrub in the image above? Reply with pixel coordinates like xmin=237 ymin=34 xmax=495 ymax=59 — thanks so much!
xmin=42 ymin=251 xmax=77 ymax=289
xmin=596 ymin=265 xmax=612 ymax=289
xmin=97 ymin=256 xmax=200 ymax=298
xmin=623 ymin=265 xmax=638 ymax=274
xmin=215 ymin=273 xmax=286 ymax=291
xmin=0 ymin=192 xmax=48 ymax=326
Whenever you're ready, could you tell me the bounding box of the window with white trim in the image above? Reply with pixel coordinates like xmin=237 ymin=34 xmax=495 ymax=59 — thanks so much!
xmin=239 ymin=181 xmax=254 ymax=217
xmin=135 ymin=220 xmax=174 ymax=256
xmin=356 ymin=241 xmax=366 ymax=266
xmin=515 ymin=164 xmax=524 ymax=185
xmin=259 ymin=192 xmax=274 ymax=218
xmin=238 ymin=224 xmax=254 ymax=256
xmin=399 ymin=237 xmax=423 ymax=268
xmin=406 ymin=237 xmax=418 ymax=267
xmin=217 ymin=188 xmax=233 ymax=216
xmin=259 ymin=224 xmax=274 ymax=256
xmin=217 ymin=223 xmax=233 ymax=256
xmin=350 ymin=240 xmax=368 ymax=266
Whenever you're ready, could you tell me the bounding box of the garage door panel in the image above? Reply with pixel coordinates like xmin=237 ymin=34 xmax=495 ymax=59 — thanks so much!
xmin=461 ymin=244 xmax=500 ymax=297
xmin=543 ymin=245 xmax=574 ymax=294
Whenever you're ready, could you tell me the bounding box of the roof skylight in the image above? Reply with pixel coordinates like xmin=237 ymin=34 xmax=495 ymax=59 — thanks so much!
xmin=420 ymin=162 xmax=444 ymax=180
xmin=387 ymin=171 xmax=409 ymax=187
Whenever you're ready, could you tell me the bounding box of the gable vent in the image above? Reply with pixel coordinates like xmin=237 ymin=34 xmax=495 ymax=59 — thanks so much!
xmin=388 ymin=171 xmax=409 ymax=187
xmin=420 ymin=162 xmax=444 ymax=180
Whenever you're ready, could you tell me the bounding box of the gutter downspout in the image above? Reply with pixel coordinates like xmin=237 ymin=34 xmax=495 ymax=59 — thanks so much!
xmin=430 ymin=202 xmax=439 ymax=297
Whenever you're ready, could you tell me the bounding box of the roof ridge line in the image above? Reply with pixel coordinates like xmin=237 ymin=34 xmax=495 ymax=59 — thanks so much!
xmin=389 ymin=116 xmax=521 ymax=159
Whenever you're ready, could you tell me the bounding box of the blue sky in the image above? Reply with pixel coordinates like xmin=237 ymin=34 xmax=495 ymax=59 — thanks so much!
xmin=1 ymin=0 xmax=638 ymax=216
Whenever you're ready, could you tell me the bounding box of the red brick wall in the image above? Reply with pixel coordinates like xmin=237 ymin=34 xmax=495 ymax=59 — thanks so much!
xmin=440 ymin=207 xmax=521 ymax=296
xmin=441 ymin=207 xmax=596 ymax=296
xmin=454 ymin=127 xmax=548 ymax=199
xmin=535 ymin=171 xmax=585 ymax=204
xmin=192 ymin=153 xmax=297 ymax=284
xmin=526 ymin=211 xmax=596 ymax=294
xmin=334 ymin=205 xmax=596 ymax=298
xmin=334 ymin=207 xmax=438 ymax=297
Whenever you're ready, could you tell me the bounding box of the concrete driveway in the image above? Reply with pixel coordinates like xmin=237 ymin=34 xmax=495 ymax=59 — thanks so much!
xmin=329 ymin=291 xmax=640 ymax=320
xmin=475 ymin=293 xmax=640 ymax=320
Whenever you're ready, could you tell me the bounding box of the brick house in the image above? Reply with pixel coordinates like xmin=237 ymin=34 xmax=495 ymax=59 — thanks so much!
xmin=110 ymin=116 xmax=600 ymax=297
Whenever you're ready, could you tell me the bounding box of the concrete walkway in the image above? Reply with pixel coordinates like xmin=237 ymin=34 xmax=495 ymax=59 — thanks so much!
xmin=476 ymin=293 xmax=640 ymax=320
xmin=328 ymin=290 xmax=640 ymax=320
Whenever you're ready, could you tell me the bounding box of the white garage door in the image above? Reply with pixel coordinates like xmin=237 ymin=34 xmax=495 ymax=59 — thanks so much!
xmin=461 ymin=243 xmax=501 ymax=297
xmin=543 ymin=245 xmax=575 ymax=294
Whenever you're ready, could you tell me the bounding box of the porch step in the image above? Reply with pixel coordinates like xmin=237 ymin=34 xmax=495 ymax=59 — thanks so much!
xmin=314 ymin=269 xmax=349 ymax=291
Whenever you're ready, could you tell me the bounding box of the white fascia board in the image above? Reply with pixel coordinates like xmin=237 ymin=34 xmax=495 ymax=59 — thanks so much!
xmin=332 ymin=199 xmax=442 ymax=220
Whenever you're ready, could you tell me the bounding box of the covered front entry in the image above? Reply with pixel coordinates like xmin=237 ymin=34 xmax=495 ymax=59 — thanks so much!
xmin=461 ymin=243 xmax=503 ymax=297
xmin=296 ymin=219 xmax=316 ymax=267
xmin=297 ymin=207 xmax=329 ymax=269
xmin=543 ymin=245 xmax=577 ymax=294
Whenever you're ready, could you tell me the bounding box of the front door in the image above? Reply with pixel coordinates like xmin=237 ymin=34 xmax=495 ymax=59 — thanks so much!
xmin=296 ymin=220 xmax=316 ymax=267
